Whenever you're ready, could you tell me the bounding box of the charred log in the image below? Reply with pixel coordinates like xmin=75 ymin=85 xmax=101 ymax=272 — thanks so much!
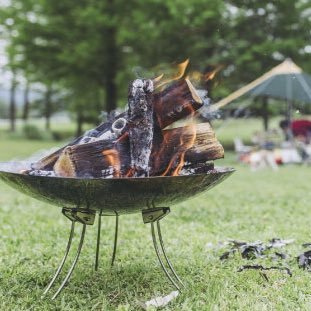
xmin=179 ymin=162 xmax=214 ymax=176
xmin=153 ymin=79 xmax=203 ymax=129
xmin=33 ymin=79 xmax=203 ymax=171
xmin=53 ymin=136 xmax=130 ymax=178
xmin=150 ymin=123 xmax=224 ymax=176
xmin=128 ymin=79 xmax=154 ymax=177
xmin=52 ymin=123 xmax=222 ymax=178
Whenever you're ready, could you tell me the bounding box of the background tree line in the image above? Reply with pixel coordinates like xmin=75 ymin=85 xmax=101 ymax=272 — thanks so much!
xmin=1 ymin=0 xmax=310 ymax=135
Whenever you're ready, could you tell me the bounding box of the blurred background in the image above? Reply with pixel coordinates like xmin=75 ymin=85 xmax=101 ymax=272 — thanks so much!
xmin=0 ymin=2 xmax=311 ymax=308
xmin=0 ymin=0 xmax=310 ymax=159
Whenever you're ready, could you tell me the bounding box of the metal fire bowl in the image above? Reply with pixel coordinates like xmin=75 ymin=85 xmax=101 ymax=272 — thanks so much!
xmin=0 ymin=163 xmax=234 ymax=215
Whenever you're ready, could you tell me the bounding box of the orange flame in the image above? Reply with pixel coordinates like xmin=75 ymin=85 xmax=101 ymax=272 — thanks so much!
xmin=102 ymin=149 xmax=121 ymax=177
xmin=161 ymin=124 xmax=197 ymax=176
xmin=187 ymin=65 xmax=223 ymax=84
xmin=154 ymin=59 xmax=189 ymax=89
xmin=204 ymin=65 xmax=223 ymax=81
xmin=124 ymin=167 xmax=135 ymax=177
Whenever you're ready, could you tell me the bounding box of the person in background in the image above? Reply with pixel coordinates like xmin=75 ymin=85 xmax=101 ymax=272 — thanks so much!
xmin=279 ymin=119 xmax=311 ymax=143
xmin=279 ymin=119 xmax=311 ymax=163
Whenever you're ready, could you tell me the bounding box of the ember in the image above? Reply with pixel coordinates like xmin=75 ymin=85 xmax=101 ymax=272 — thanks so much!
xmin=30 ymin=67 xmax=224 ymax=178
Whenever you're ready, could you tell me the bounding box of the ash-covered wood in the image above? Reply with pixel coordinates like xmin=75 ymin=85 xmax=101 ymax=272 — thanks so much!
xmin=128 ymin=79 xmax=154 ymax=177
xmin=33 ymin=78 xmax=203 ymax=171
xmin=30 ymin=75 xmax=224 ymax=179
xmin=153 ymin=79 xmax=203 ymax=128
xmin=179 ymin=162 xmax=214 ymax=176
xmin=51 ymin=122 xmax=221 ymax=178
xmin=53 ymin=136 xmax=130 ymax=178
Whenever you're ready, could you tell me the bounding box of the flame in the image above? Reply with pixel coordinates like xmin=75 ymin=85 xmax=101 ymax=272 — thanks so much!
xmin=175 ymin=59 xmax=190 ymax=80
xmin=204 ymin=65 xmax=223 ymax=81
xmin=154 ymin=59 xmax=189 ymax=89
xmin=124 ymin=167 xmax=135 ymax=177
xmin=161 ymin=124 xmax=197 ymax=176
xmin=102 ymin=149 xmax=121 ymax=177
xmin=187 ymin=65 xmax=223 ymax=84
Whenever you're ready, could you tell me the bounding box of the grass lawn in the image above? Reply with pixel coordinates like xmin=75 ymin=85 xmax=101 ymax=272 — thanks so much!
xmin=0 ymin=121 xmax=311 ymax=310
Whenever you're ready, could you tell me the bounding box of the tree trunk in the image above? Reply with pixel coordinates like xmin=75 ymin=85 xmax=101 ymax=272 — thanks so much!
xmin=9 ymin=72 xmax=17 ymax=132
xmin=76 ymin=112 xmax=84 ymax=137
xmin=45 ymin=86 xmax=52 ymax=130
xmin=104 ymin=0 xmax=118 ymax=113
xmin=22 ymin=82 xmax=30 ymax=121
xmin=262 ymin=97 xmax=269 ymax=131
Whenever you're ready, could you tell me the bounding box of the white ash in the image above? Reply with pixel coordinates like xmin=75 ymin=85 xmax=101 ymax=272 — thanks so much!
xmin=179 ymin=167 xmax=197 ymax=176
xmin=128 ymin=79 xmax=154 ymax=177
xmin=79 ymin=118 xmax=127 ymax=145
xmin=28 ymin=170 xmax=56 ymax=177
xmin=101 ymin=167 xmax=114 ymax=178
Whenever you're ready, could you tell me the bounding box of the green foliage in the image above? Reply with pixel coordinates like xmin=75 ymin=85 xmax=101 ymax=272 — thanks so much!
xmin=0 ymin=0 xmax=310 ymax=132
xmin=21 ymin=124 xmax=43 ymax=140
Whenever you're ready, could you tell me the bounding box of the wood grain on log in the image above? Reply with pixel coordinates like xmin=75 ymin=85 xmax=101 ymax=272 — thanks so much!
xmin=33 ymin=79 xmax=203 ymax=171
xmin=53 ymin=123 xmax=223 ymax=178
xmin=128 ymin=79 xmax=154 ymax=176
xmin=150 ymin=123 xmax=224 ymax=176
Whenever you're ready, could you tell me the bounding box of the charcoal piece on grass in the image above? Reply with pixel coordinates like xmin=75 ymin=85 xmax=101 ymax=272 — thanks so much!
xmin=237 ymin=264 xmax=292 ymax=277
xmin=240 ymin=243 xmax=266 ymax=259
xmin=127 ymin=79 xmax=154 ymax=177
xmin=219 ymin=249 xmax=237 ymax=260
xmin=273 ymin=252 xmax=287 ymax=260
xmin=267 ymin=238 xmax=294 ymax=248
xmin=297 ymin=250 xmax=311 ymax=270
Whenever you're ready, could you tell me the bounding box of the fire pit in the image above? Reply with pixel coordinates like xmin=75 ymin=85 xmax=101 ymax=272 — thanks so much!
xmin=0 ymin=164 xmax=233 ymax=299
xmin=0 ymin=66 xmax=235 ymax=299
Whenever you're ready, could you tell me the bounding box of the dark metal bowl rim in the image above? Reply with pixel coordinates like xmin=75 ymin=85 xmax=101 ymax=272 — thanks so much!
xmin=0 ymin=162 xmax=235 ymax=181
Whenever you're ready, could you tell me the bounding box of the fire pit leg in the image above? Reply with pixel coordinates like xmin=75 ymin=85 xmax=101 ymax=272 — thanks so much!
xmin=111 ymin=213 xmax=119 ymax=266
xmin=51 ymin=223 xmax=86 ymax=300
xmin=95 ymin=210 xmax=103 ymax=271
xmin=94 ymin=211 xmax=119 ymax=271
xmin=142 ymin=208 xmax=184 ymax=292
xmin=42 ymin=208 xmax=95 ymax=300
xmin=42 ymin=221 xmax=76 ymax=296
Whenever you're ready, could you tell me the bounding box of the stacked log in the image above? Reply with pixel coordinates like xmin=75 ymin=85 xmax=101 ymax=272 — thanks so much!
xmin=30 ymin=78 xmax=224 ymax=178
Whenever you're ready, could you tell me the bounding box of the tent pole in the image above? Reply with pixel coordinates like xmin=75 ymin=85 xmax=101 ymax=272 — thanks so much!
xmin=286 ymin=100 xmax=292 ymax=122
xmin=262 ymin=97 xmax=269 ymax=131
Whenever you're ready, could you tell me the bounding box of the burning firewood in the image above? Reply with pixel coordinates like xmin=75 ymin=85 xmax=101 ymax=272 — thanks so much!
xmin=31 ymin=74 xmax=224 ymax=178
xmin=153 ymin=78 xmax=203 ymax=128
xmin=33 ymin=79 xmax=203 ymax=171
xmin=53 ymin=123 xmax=223 ymax=178
xmin=128 ymin=79 xmax=154 ymax=177
xmin=150 ymin=123 xmax=224 ymax=176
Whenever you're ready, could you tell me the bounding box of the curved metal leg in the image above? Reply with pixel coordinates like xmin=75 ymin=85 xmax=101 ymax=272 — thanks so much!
xmin=151 ymin=222 xmax=181 ymax=292
xmin=157 ymin=221 xmax=184 ymax=287
xmin=51 ymin=224 xmax=86 ymax=300
xmin=111 ymin=214 xmax=119 ymax=266
xmin=95 ymin=211 xmax=103 ymax=271
xmin=42 ymin=221 xmax=76 ymax=297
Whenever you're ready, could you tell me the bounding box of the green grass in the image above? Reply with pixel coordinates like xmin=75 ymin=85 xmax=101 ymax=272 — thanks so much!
xmin=0 ymin=120 xmax=311 ymax=310
xmin=213 ymin=116 xmax=284 ymax=150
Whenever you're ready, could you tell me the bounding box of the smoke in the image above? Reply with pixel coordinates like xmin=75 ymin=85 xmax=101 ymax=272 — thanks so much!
xmin=0 ymin=147 xmax=60 ymax=173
